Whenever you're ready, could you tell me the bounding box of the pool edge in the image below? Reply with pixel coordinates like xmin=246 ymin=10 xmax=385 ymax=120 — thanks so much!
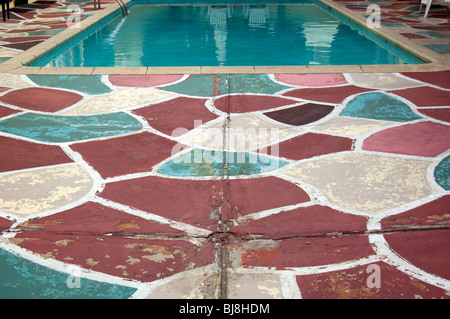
xmin=1 ymin=0 xmax=450 ymax=75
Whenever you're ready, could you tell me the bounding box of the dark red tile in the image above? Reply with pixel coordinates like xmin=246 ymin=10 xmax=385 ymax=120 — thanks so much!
xmin=400 ymin=33 xmax=429 ymax=39
xmin=5 ymin=16 xmax=25 ymax=22
xmin=31 ymin=22 xmax=68 ymax=29
xmin=418 ymin=108 xmax=450 ymax=123
xmin=0 ymin=40 xmax=46 ymax=50
xmin=14 ymin=232 xmax=215 ymax=283
xmin=108 ymin=74 xmax=184 ymax=87
xmin=0 ymin=217 xmax=13 ymax=232
xmin=263 ymin=103 xmax=334 ymax=126
xmin=427 ymin=14 xmax=450 ymax=19
xmin=37 ymin=13 xmax=73 ymax=18
xmin=8 ymin=11 xmax=36 ymax=20
xmin=393 ymin=87 xmax=450 ymax=107
xmin=411 ymin=25 xmax=450 ymax=31
xmin=283 ymin=86 xmax=372 ymax=104
xmin=363 ymin=121 xmax=450 ymax=157
xmin=70 ymin=132 xmax=181 ymax=179
xmin=384 ymin=2 xmax=416 ymax=10
xmin=20 ymin=3 xmax=52 ymax=9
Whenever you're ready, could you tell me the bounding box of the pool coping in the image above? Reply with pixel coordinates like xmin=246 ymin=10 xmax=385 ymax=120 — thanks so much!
xmin=1 ymin=0 xmax=450 ymax=75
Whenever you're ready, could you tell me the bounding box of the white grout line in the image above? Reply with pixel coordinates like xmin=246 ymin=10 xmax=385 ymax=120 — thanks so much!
xmin=0 ymin=64 xmax=448 ymax=297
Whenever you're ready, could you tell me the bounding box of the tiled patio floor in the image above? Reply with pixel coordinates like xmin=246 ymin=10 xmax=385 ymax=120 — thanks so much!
xmin=0 ymin=0 xmax=449 ymax=299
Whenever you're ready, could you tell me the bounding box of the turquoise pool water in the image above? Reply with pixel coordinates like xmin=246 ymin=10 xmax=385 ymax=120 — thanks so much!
xmin=32 ymin=0 xmax=423 ymax=67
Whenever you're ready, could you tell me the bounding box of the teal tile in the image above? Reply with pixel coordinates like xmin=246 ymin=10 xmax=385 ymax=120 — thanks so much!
xmin=0 ymin=248 xmax=136 ymax=299
xmin=162 ymin=74 xmax=228 ymax=97
xmin=435 ymin=155 xmax=450 ymax=190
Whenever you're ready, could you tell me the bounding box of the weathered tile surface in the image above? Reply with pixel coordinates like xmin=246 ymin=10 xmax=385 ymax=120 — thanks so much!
xmin=0 ymin=0 xmax=449 ymax=299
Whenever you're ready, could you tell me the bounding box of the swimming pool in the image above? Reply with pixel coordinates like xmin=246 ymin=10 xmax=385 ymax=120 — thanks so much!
xmin=31 ymin=0 xmax=423 ymax=67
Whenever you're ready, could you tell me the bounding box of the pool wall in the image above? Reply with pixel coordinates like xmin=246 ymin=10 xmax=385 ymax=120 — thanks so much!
xmin=0 ymin=0 xmax=448 ymax=74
